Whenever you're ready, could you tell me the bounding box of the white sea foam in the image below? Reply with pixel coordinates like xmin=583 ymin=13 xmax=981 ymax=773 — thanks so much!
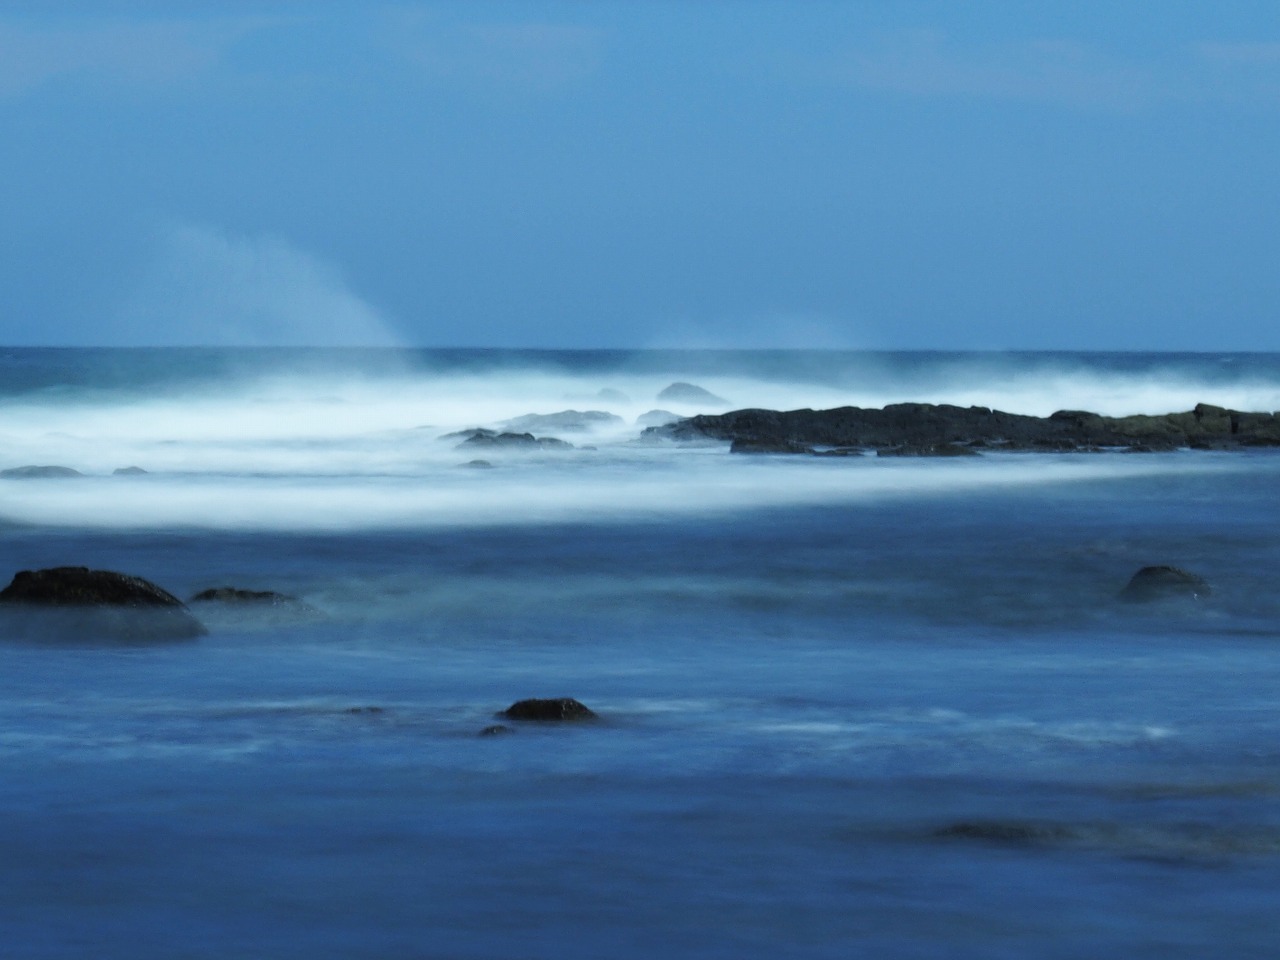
xmin=0 ymin=356 xmax=1271 ymax=530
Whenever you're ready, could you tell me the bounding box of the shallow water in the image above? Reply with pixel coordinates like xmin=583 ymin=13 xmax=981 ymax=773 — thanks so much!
xmin=1 ymin=349 xmax=1278 ymax=958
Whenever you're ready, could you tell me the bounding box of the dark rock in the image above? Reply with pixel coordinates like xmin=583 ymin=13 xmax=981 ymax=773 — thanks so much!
xmin=1 ymin=465 xmax=82 ymax=479
xmin=501 ymin=697 xmax=598 ymax=722
xmin=1119 ymin=566 xmax=1211 ymax=603
xmin=188 ymin=586 xmax=325 ymax=622
xmin=458 ymin=431 xmax=572 ymax=450
xmin=345 ymin=706 xmax=385 ymax=715
xmin=112 ymin=466 xmax=148 ymax=475
xmin=812 ymin=447 xmax=865 ymax=457
xmin=0 ymin=566 xmax=206 ymax=643
xmin=459 ymin=459 xmax=494 ymax=469
xmin=479 ymin=724 xmax=513 ymax=737
xmin=877 ymin=443 xmax=981 ymax=457
xmin=440 ymin=427 xmax=497 ymax=442
xmin=636 ymin=409 xmax=681 ymax=428
xmin=504 ymin=410 xmax=624 ymax=433
xmin=656 ymin=382 xmax=729 ymax=406
xmin=646 ymin=402 xmax=1280 ymax=454
xmin=190 ymin=586 xmax=298 ymax=605
xmin=730 ymin=438 xmax=815 ymax=455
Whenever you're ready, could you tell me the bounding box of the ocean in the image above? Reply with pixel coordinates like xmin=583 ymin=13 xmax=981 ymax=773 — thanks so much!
xmin=1 ymin=348 xmax=1278 ymax=959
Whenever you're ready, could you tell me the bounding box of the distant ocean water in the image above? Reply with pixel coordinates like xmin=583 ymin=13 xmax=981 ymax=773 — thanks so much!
xmin=1 ymin=348 xmax=1278 ymax=959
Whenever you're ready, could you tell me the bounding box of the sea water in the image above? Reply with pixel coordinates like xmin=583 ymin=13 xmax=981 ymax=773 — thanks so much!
xmin=1 ymin=349 xmax=1278 ymax=959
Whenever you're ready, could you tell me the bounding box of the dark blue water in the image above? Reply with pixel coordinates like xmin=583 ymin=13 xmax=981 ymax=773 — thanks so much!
xmin=1 ymin=350 xmax=1278 ymax=958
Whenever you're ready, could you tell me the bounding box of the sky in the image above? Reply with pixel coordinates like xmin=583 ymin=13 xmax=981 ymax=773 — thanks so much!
xmin=0 ymin=1 xmax=1277 ymax=350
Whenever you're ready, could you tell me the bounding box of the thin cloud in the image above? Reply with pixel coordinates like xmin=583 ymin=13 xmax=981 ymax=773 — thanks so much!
xmin=831 ymin=31 xmax=1156 ymax=111
xmin=0 ymin=16 xmax=265 ymax=97
xmin=380 ymin=8 xmax=606 ymax=99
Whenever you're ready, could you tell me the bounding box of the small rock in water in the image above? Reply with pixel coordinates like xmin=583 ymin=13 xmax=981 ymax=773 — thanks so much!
xmin=656 ymin=382 xmax=728 ymax=406
xmin=113 ymin=466 xmax=148 ymax=475
xmin=0 ymin=566 xmax=206 ymax=643
xmin=460 ymin=459 xmax=495 ymax=469
xmin=479 ymin=724 xmax=513 ymax=737
xmin=730 ymin=439 xmax=814 ymax=455
xmin=1119 ymin=565 xmax=1211 ymax=602
xmin=501 ymin=698 xmax=598 ymax=721
xmin=188 ymin=586 xmax=324 ymax=621
xmin=503 ymin=410 xmax=624 ymax=433
xmin=0 ymin=465 xmax=82 ymax=479
xmin=189 ymin=586 xmax=297 ymax=604
xmin=636 ymin=409 xmax=682 ymax=428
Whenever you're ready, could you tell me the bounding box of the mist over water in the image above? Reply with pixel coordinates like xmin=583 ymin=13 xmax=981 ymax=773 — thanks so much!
xmin=2 ymin=348 xmax=1278 ymax=531
xmin=3 ymin=348 xmax=1280 ymax=959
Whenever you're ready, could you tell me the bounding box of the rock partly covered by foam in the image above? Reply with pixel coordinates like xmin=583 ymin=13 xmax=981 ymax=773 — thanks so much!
xmin=1 ymin=465 xmax=83 ymax=479
xmin=656 ymin=382 xmax=729 ymax=407
xmin=188 ymin=585 xmax=326 ymax=624
xmin=0 ymin=566 xmax=207 ymax=642
xmin=501 ymin=697 xmax=598 ymax=721
xmin=647 ymin=402 xmax=1280 ymax=454
xmin=503 ymin=410 xmax=624 ymax=433
xmin=445 ymin=428 xmax=573 ymax=450
xmin=1119 ymin=566 xmax=1211 ymax=603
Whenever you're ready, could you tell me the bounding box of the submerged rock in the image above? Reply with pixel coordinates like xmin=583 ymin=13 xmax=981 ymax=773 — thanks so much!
xmin=457 ymin=431 xmax=572 ymax=450
xmin=501 ymin=697 xmax=598 ymax=721
xmin=1119 ymin=565 xmax=1211 ymax=603
xmin=503 ymin=410 xmax=624 ymax=433
xmin=656 ymin=382 xmax=729 ymax=406
xmin=0 ymin=566 xmax=206 ymax=643
xmin=188 ymin=586 xmax=325 ymax=622
xmin=636 ymin=409 xmax=682 ymax=428
xmin=730 ymin=438 xmax=815 ymax=455
xmin=877 ymin=443 xmax=981 ymax=458
xmin=479 ymin=724 xmax=513 ymax=737
xmin=1 ymin=465 xmax=82 ymax=479
xmin=190 ymin=586 xmax=301 ymax=606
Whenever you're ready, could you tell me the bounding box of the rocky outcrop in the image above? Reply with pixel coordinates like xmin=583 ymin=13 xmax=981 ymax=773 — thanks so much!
xmin=656 ymin=382 xmax=729 ymax=406
xmin=1119 ymin=566 xmax=1211 ymax=602
xmin=730 ymin=438 xmax=815 ymax=455
xmin=503 ymin=410 xmax=624 ymax=433
xmin=0 ymin=566 xmax=206 ymax=642
xmin=500 ymin=698 xmax=598 ymax=721
xmin=1 ymin=465 xmax=82 ymax=478
xmin=636 ymin=409 xmax=681 ymax=428
xmin=188 ymin=585 xmax=325 ymax=623
xmin=877 ymin=443 xmax=981 ymax=458
xmin=648 ymin=402 xmax=1280 ymax=454
xmin=448 ymin=429 xmax=573 ymax=450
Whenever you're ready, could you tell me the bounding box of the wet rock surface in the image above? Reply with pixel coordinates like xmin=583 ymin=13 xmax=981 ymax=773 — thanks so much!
xmin=0 ymin=566 xmax=207 ymax=642
xmin=501 ymin=698 xmax=598 ymax=721
xmin=1 ymin=465 xmax=83 ymax=478
xmin=656 ymin=382 xmax=729 ymax=406
xmin=648 ymin=401 xmax=1280 ymax=454
xmin=188 ymin=585 xmax=326 ymax=623
xmin=503 ymin=410 xmax=624 ymax=433
xmin=448 ymin=429 xmax=573 ymax=450
xmin=1119 ymin=566 xmax=1212 ymax=603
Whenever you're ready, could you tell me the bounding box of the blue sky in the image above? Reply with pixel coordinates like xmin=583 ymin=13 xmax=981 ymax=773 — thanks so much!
xmin=1 ymin=1 xmax=1277 ymax=348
